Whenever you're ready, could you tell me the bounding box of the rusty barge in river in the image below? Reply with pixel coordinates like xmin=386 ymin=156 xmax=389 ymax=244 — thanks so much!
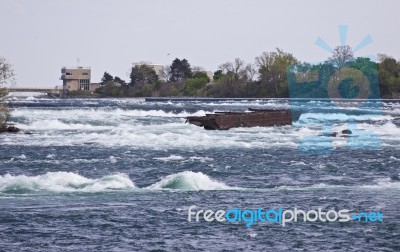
xmin=186 ymin=108 xmax=299 ymax=130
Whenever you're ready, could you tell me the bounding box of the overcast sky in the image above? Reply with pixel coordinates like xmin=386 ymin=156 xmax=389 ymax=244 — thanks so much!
xmin=1 ymin=0 xmax=399 ymax=88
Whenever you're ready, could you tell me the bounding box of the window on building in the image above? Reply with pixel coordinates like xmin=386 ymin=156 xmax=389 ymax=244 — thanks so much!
xmin=66 ymin=72 xmax=72 ymax=75
xmin=79 ymin=79 xmax=90 ymax=91
xmin=82 ymin=73 xmax=89 ymax=76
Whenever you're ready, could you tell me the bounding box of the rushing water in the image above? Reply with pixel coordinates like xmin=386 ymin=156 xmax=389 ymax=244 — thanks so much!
xmin=1 ymin=96 xmax=400 ymax=251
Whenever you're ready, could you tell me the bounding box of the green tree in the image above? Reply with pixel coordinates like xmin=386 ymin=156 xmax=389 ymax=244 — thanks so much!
xmin=169 ymin=58 xmax=193 ymax=82
xmin=184 ymin=78 xmax=208 ymax=95
xmin=101 ymin=72 xmax=113 ymax=84
xmin=184 ymin=71 xmax=210 ymax=95
xmin=349 ymin=57 xmax=379 ymax=98
xmin=114 ymin=76 xmax=126 ymax=86
xmin=130 ymin=64 xmax=159 ymax=87
xmin=192 ymin=71 xmax=210 ymax=82
xmin=0 ymin=57 xmax=14 ymax=129
xmin=256 ymin=48 xmax=299 ymax=97
xmin=377 ymin=54 xmax=400 ymax=97
xmin=213 ymin=70 xmax=223 ymax=81
xmin=96 ymin=80 xmax=119 ymax=97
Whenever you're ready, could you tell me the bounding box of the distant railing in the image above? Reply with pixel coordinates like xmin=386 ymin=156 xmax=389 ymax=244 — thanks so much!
xmin=9 ymin=88 xmax=57 ymax=93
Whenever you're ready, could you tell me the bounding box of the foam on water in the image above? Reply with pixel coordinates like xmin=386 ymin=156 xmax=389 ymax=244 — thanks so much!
xmin=0 ymin=172 xmax=136 ymax=193
xmin=274 ymin=177 xmax=400 ymax=191
xmin=11 ymin=108 xmax=210 ymax=120
xmin=2 ymin=121 xmax=301 ymax=150
xmin=360 ymin=177 xmax=400 ymax=189
xmin=25 ymin=119 xmax=112 ymax=131
xmin=153 ymin=155 xmax=185 ymax=161
xmin=273 ymin=183 xmax=348 ymax=191
xmin=188 ymin=156 xmax=214 ymax=162
xmin=147 ymin=171 xmax=235 ymax=190
xmin=4 ymin=99 xmax=400 ymax=150
xmin=297 ymin=113 xmax=392 ymax=124
xmin=358 ymin=121 xmax=400 ymax=136
xmin=0 ymin=171 xmax=239 ymax=193
xmin=109 ymin=156 xmax=118 ymax=163
xmin=0 ymin=170 xmax=398 ymax=194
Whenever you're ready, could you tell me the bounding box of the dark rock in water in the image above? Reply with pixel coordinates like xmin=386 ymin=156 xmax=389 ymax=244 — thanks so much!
xmin=326 ymin=130 xmax=352 ymax=137
xmin=7 ymin=126 xmax=20 ymax=133
xmin=390 ymin=175 xmax=400 ymax=181
xmin=341 ymin=129 xmax=352 ymax=135
xmin=0 ymin=125 xmax=21 ymax=133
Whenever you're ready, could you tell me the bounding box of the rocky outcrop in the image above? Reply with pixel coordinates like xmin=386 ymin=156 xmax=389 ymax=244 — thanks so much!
xmin=341 ymin=129 xmax=352 ymax=135
xmin=0 ymin=125 xmax=20 ymax=133
xmin=327 ymin=129 xmax=352 ymax=137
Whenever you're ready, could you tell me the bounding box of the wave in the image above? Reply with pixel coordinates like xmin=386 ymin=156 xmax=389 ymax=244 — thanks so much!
xmin=8 ymin=103 xmax=400 ymax=150
xmin=24 ymin=119 xmax=112 ymax=131
xmin=0 ymin=171 xmax=238 ymax=193
xmin=153 ymin=155 xmax=185 ymax=161
xmin=297 ymin=113 xmax=393 ymax=124
xmin=358 ymin=122 xmax=400 ymax=136
xmin=11 ymin=108 xmax=210 ymax=120
xmin=189 ymin=156 xmax=214 ymax=163
xmin=147 ymin=171 xmax=236 ymax=190
xmin=117 ymin=109 xmax=208 ymax=118
xmin=273 ymin=176 xmax=400 ymax=191
xmin=0 ymin=172 xmax=136 ymax=193
xmin=3 ymin=120 xmax=301 ymax=149
xmin=1 ymin=171 xmax=399 ymax=194
xmin=25 ymin=96 xmax=38 ymax=101
xmin=360 ymin=177 xmax=400 ymax=189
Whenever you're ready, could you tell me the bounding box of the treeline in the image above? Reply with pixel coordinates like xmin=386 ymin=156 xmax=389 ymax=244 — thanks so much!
xmin=94 ymin=47 xmax=400 ymax=99
xmin=0 ymin=57 xmax=13 ymax=130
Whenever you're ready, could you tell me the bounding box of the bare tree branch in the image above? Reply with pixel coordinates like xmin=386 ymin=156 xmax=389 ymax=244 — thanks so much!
xmin=327 ymin=45 xmax=355 ymax=68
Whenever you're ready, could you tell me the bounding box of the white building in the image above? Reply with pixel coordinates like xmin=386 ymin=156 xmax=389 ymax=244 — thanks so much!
xmin=60 ymin=66 xmax=100 ymax=93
